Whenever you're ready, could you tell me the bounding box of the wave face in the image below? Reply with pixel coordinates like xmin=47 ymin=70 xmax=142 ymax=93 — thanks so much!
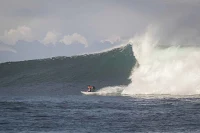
xmin=0 ymin=45 xmax=135 ymax=96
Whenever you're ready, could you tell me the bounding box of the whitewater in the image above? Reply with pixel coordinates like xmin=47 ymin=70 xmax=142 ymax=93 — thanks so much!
xmin=97 ymin=29 xmax=200 ymax=96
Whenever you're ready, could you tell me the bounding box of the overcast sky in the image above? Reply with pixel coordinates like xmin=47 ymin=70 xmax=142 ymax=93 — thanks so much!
xmin=0 ymin=0 xmax=200 ymax=62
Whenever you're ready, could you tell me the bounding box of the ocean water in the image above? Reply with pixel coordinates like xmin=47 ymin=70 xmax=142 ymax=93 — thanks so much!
xmin=1 ymin=95 xmax=200 ymax=133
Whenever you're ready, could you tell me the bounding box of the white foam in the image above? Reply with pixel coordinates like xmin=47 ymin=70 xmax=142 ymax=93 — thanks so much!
xmin=95 ymin=86 xmax=125 ymax=96
xmin=94 ymin=28 xmax=200 ymax=97
xmin=97 ymin=26 xmax=200 ymax=96
xmin=122 ymin=27 xmax=200 ymax=95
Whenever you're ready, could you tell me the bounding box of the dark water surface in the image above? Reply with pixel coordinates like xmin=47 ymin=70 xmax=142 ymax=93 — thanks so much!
xmin=1 ymin=95 xmax=200 ymax=133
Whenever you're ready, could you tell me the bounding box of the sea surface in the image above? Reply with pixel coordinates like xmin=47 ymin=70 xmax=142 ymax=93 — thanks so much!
xmin=1 ymin=95 xmax=200 ymax=133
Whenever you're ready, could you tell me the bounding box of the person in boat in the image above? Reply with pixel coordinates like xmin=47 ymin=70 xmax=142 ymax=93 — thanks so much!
xmin=87 ymin=85 xmax=95 ymax=92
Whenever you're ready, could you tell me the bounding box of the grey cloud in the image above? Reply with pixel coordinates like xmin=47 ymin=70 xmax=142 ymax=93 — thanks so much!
xmin=0 ymin=0 xmax=200 ymax=42
xmin=1 ymin=0 xmax=200 ymax=62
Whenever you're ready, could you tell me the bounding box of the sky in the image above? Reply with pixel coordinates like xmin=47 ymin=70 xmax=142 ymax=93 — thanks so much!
xmin=0 ymin=0 xmax=200 ymax=62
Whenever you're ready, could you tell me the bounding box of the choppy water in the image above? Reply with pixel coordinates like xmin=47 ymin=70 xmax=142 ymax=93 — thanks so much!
xmin=1 ymin=95 xmax=200 ymax=133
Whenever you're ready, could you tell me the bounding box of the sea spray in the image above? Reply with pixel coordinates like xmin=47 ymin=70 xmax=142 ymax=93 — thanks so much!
xmin=95 ymin=86 xmax=124 ymax=96
xmin=99 ymin=27 xmax=200 ymax=96
xmin=122 ymin=29 xmax=200 ymax=95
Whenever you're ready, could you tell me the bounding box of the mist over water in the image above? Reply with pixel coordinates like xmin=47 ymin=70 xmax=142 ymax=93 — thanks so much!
xmin=99 ymin=27 xmax=200 ymax=96
xmin=127 ymin=28 xmax=200 ymax=95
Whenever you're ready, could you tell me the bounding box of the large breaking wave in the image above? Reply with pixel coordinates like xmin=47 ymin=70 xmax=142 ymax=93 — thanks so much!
xmin=1 ymin=27 xmax=200 ymax=96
